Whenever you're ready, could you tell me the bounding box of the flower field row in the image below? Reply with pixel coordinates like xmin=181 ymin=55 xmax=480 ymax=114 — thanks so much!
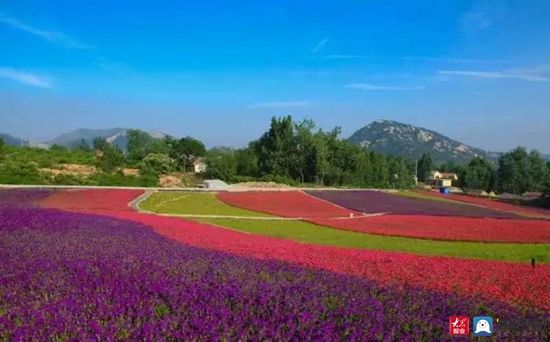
xmin=40 ymin=189 xmax=550 ymax=310
xmin=311 ymin=215 xmax=550 ymax=244
xmin=423 ymin=191 xmax=550 ymax=219
xmin=306 ymin=190 xmax=519 ymax=218
xmin=3 ymin=194 xmax=547 ymax=339
xmin=217 ymin=191 xmax=360 ymax=218
xmin=215 ymin=190 xmax=550 ymax=243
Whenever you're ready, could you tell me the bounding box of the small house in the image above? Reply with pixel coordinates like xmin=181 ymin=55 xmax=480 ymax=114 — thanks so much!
xmin=427 ymin=170 xmax=458 ymax=188
xmin=192 ymin=157 xmax=207 ymax=173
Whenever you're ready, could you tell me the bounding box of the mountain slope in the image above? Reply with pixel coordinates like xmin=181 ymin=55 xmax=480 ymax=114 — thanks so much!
xmin=49 ymin=128 xmax=168 ymax=149
xmin=348 ymin=120 xmax=496 ymax=162
xmin=0 ymin=133 xmax=27 ymax=146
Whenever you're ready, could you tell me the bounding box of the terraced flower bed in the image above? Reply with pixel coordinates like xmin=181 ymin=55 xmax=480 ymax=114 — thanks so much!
xmin=199 ymin=217 xmax=549 ymax=262
xmin=423 ymin=191 xmax=550 ymax=219
xmin=131 ymin=192 xmax=548 ymax=261
xmin=3 ymin=196 xmax=547 ymax=339
xmin=140 ymin=191 xmax=272 ymax=217
xmin=306 ymin=190 xmax=519 ymax=218
xmin=217 ymin=191 xmax=359 ymax=218
xmin=40 ymin=189 xmax=550 ymax=311
xmin=311 ymin=215 xmax=550 ymax=244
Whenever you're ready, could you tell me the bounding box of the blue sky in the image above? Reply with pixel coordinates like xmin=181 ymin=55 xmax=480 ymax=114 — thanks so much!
xmin=1 ymin=0 xmax=549 ymax=151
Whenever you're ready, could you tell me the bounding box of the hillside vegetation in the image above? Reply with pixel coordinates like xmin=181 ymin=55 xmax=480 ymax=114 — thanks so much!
xmin=1 ymin=117 xmax=549 ymax=197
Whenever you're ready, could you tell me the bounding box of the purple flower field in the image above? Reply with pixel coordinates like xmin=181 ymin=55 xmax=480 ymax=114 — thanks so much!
xmin=1 ymin=190 xmax=548 ymax=340
xmin=307 ymin=190 xmax=519 ymax=218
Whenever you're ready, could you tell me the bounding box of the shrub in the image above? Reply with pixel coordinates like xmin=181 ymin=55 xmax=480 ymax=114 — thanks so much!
xmin=0 ymin=161 xmax=48 ymax=185
xmin=140 ymin=153 xmax=174 ymax=176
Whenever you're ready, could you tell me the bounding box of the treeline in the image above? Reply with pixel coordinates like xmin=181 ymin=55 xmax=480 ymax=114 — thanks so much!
xmin=0 ymin=129 xmax=207 ymax=187
xmin=416 ymin=148 xmax=550 ymax=195
xmin=1 ymin=116 xmax=549 ymax=195
xmin=91 ymin=130 xmax=206 ymax=176
xmin=205 ymin=116 xmax=415 ymax=188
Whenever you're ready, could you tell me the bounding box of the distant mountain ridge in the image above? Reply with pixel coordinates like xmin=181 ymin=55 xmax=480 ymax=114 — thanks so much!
xmin=0 ymin=133 xmax=27 ymax=146
xmin=48 ymin=128 xmax=168 ymax=149
xmin=1 ymin=128 xmax=169 ymax=150
xmin=348 ymin=120 xmax=500 ymax=163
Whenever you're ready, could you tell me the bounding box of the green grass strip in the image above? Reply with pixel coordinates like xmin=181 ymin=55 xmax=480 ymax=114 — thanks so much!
xmin=140 ymin=191 xmax=272 ymax=217
xmin=198 ymin=218 xmax=550 ymax=264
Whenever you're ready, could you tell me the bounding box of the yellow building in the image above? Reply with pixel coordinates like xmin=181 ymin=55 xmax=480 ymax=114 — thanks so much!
xmin=427 ymin=171 xmax=458 ymax=188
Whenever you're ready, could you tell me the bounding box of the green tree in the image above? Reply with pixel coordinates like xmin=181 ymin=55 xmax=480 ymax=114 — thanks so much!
xmin=169 ymin=136 xmax=206 ymax=172
xmin=255 ymin=115 xmax=295 ymax=177
xmin=140 ymin=153 xmax=174 ymax=176
xmin=312 ymin=132 xmax=330 ymax=185
xmin=205 ymin=147 xmax=237 ymax=181
xmin=0 ymin=161 xmax=47 ymax=185
xmin=74 ymin=139 xmax=92 ymax=152
xmin=315 ymin=127 xmax=342 ymax=185
xmin=50 ymin=144 xmax=67 ymax=151
xmin=497 ymin=147 xmax=531 ymax=194
xmin=127 ymin=129 xmax=154 ymax=162
xmin=235 ymin=146 xmax=259 ymax=177
xmin=389 ymin=157 xmax=414 ymax=189
xmin=96 ymin=144 xmax=124 ymax=173
xmin=528 ymin=150 xmax=548 ymax=191
xmin=370 ymin=152 xmax=389 ymax=187
xmin=293 ymin=119 xmax=316 ymax=183
xmin=463 ymin=157 xmax=495 ymax=191
xmin=93 ymin=137 xmax=108 ymax=151
xmin=417 ymin=153 xmax=433 ymax=183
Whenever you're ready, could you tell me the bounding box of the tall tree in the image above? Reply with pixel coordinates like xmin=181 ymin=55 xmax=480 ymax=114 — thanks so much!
xmin=205 ymin=147 xmax=237 ymax=181
xmin=417 ymin=153 xmax=433 ymax=183
xmin=75 ymin=139 xmax=91 ymax=152
xmin=140 ymin=153 xmax=174 ymax=176
xmin=255 ymin=115 xmax=295 ymax=177
xmin=127 ymin=129 xmax=154 ymax=162
xmin=389 ymin=157 xmax=414 ymax=189
xmin=293 ymin=119 xmax=316 ymax=183
xmin=528 ymin=150 xmax=549 ymax=191
xmin=96 ymin=144 xmax=124 ymax=173
xmin=312 ymin=132 xmax=330 ymax=185
xmin=169 ymin=136 xmax=206 ymax=172
xmin=497 ymin=147 xmax=531 ymax=194
xmin=92 ymin=137 xmax=108 ymax=151
xmin=463 ymin=157 xmax=495 ymax=191
xmin=235 ymin=145 xmax=259 ymax=178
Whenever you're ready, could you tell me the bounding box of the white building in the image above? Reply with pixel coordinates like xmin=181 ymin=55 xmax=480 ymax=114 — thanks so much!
xmin=192 ymin=157 xmax=207 ymax=173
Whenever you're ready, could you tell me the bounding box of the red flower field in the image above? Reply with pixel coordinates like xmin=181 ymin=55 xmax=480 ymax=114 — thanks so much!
xmin=217 ymin=191 xmax=360 ymax=218
xmin=41 ymin=189 xmax=550 ymax=310
xmin=311 ymin=215 xmax=550 ymax=243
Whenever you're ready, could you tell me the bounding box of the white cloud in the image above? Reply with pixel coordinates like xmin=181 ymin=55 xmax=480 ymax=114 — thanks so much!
xmin=0 ymin=14 xmax=93 ymax=49
xmin=438 ymin=70 xmax=548 ymax=82
xmin=346 ymin=83 xmax=424 ymax=91
xmin=312 ymin=38 xmax=328 ymax=53
xmin=247 ymin=101 xmax=312 ymax=109
xmin=0 ymin=67 xmax=51 ymax=88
